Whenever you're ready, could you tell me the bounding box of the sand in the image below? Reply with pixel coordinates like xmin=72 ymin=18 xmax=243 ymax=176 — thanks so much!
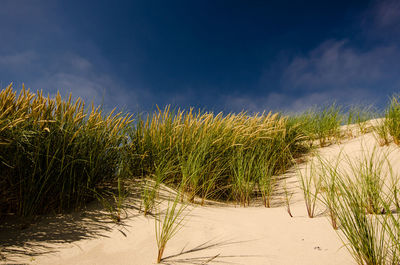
xmin=2 ymin=123 xmax=400 ymax=265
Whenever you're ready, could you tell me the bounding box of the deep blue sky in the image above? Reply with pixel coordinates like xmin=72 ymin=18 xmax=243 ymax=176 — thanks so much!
xmin=1 ymin=0 xmax=400 ymax=113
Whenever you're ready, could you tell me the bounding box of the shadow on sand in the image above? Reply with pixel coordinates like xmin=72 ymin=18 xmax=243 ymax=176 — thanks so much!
xmin=0 ymin=194 xmax=142 ymax=263
xmin=160 ymin=238 xmax=265 ymax=265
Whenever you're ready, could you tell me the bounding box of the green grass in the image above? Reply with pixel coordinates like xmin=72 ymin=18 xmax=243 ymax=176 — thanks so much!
xmin=317 ymin=154 xmax=341 ymax=229
xmin=5 ymin=83 xmax=391 ymax=218
xmin=349 ymin=149 xmax=387 ymax=214
xmin=298 ymin=161 xmax=322 ymax=218
xmin=0 ymin=84 xmax=132 ymax=217
xmin=312 ymin=148 xmax=400 ymax=265
xmin=373 ymin=119 xmax=391 ymax=146
xmin=141 ymin=149 xmax=178 ymax=215
xmin=386 ymin=95 xmax=400 ymax=145
xmin=0 ymin=85 xmax=313 ymax=218
xmin=347 ymin=105 xmax=378 ymax=135
xmin=129 ymin=107 xmax=309 ymax=206
xmin=335 ymin=177 xmax=388 ymax=265
xmin=4 ymin=83 xmax=400 ymax=264
xmin=155 ymin=192 xmax=188 ymax=263
xmin=292 ymin=103 xmax=342 ymax=147
xmin=282 ymin=178 xmax=294 ymax=217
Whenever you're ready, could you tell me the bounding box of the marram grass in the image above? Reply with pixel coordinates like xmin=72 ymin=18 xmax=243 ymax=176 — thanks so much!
xmin=129 ymin=106 xmax=309 ymax=206
xmin=0 ymin=84 xmax=132 ymax=217
xmin=2 ymin=83 xmax=394 ymax=220
xmin=4 ymin=83 xmax=400 ymax=264
xmin=312 ymin=148 xmax=400 ymax=265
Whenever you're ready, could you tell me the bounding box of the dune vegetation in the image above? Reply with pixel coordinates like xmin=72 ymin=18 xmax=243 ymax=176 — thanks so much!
xmin=2 ymin=83 xmax=400 ymax=264
xmin=0 ymin=84 xmax=132 ymax=217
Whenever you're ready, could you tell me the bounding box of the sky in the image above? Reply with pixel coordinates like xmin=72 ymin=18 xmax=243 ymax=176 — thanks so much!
xmin=1 ymin=0 xmax=400 ymax=114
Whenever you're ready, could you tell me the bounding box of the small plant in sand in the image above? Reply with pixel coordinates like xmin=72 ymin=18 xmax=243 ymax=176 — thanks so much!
xmin=335 ymin=177 xmax=388 ymax=265
xmin=258 ymin=171 xmax=277 ymax=208
xmin=381 ymin=199 xmax=400 ymax=264
xmin=390 ymin=174 xmax=400 ymax=211
xmin=346 ymin=148 xmax=387 ymax=214
xmin=298 ymin=161 xmax=322 ymax=218
xmin=386 ymin=95 xmax=400 ymax=145
xmin=315 ymin=104 xmax=342 ymax=146
xmin=314 ymin=147 xmax=400 ymax=264
xmin=113 ymin=177 xmax=128 ymax=222
xmin=141 ymin=150 xmax=177 ymax=215
xmin=293 ymin=103 xmax=342 ymax=147
xmin=382 ymin=157 xmax=400 ymax=211
xmin=317 ymin=155 xmax=341 ymax=230
xmin=347 ymin=105 xmax=377 ymax=135
xmin=155 ymin=192 xmax=188 ymax=263
xmin=141 ymin=178 xmax=160 ymax=216
xmin=373 ymin=119 xmax=391 ymax=146
xmin=282 ymin=178 xmax=294 ymax=217
xmin=141 ymin=172 xmax=164 ymax=216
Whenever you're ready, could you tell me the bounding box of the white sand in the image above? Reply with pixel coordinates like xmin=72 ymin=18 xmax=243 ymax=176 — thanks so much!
xmin=2 ymin=124 xmax=400 ymax=265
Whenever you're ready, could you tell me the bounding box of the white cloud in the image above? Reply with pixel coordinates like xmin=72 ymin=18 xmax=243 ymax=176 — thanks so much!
xmin=282 ymin=40 xmax=400 ymax=91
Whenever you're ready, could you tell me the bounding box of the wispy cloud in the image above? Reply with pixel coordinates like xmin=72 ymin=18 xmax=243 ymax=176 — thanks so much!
xmin=0 ymin=1 xmax=141 ymax=113
xmin=0 ymin=50 xmax=139 ymax=112
xmin=238 ymin=0 xmax=400 ymax=112
xmin=0 ymin=51 xmax=38 ymax=68
xmin=281 ymin=40 xmax=400 ymax=93
xmin=2 ymin=0 xmax=400 ymax=114
xmin=372 ymin=0 xmax=400 ymax=28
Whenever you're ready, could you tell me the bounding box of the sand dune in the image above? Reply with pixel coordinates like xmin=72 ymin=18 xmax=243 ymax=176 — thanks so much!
xmin=2 ymin=127 xmax=400 ymax=265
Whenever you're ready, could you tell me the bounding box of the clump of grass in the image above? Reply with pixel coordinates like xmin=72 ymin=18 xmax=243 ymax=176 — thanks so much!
xmin=130 ymin=107 xmax=309 ymax=206
xmin=0 ymin=84 xmax=133 ymax=217
xmin=178 ymin=138 xmax=212 ymax=203
xmin=386 ymin=95 xmax=400 ymax=145
xmin=389 ymin=172 xmax=400 ymax=211
xmin=346 ymin=147 xmax=388 ymax=214
xmin=335 ymin=177 xmax=388 ymax=265
xmin=282 ymin=178 xmax=294 ymax=217
xmin=141 ymin=178 xmax=159 ymax=216
xmin=141 ymin=150 xmax=177 ymax=216
xmin=317 ymin=155 xmax=341 ymax=229
xmin=155 ymin=192 xmax=188 ymax=263
xmin=298 ymin=161 xmax=322 ymax=218
xmin=381 ymin=201 xmax=400 ymax=263
xmin=373 ymin=119 xmax=391 ymax=146
xmin=314 ymin=147 xmax=400 ymax=264
xmin=347 ymin=105 xmax=377 ymax=136
xmin=292 ymin=103 xmax=342 ymax=147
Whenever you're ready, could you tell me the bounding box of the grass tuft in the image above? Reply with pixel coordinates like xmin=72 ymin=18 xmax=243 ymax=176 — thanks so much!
xmin=155 ymin=192 xmax=188 ymax=263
